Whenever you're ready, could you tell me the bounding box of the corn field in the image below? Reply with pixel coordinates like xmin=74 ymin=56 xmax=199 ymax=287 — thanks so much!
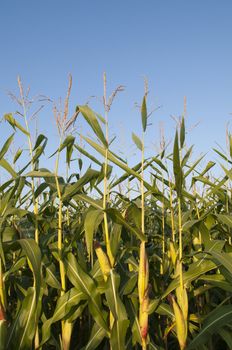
xmin=1 ymin=77 xmax=232 ymax=350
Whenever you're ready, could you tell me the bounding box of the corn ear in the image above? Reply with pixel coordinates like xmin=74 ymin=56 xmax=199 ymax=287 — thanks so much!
xmin=169 ymin=240 xmax=177 ymax=266
xmin=62 ymin=321 xmax=73 ymax=350
xmin=169 ymin=294 xmax=187 ymax=350
xmin=176 ymin=285 xmax=188 ymax=324
xmin=138 ymin=242 xmax=149 ymax=349
xmin=175 ymin=260 xmax=188 ymax=323
xmin=94 ymin=241 xmax=111 ymax=281
xmin=139 ymin=287 xmax=150 ymax=347
xmin=138 ymin=242 xmax=149 ymax=303
xmin=0 ymin=302 xmax=7 ymax=350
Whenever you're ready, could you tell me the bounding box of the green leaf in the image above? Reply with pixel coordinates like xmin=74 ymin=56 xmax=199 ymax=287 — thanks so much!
xmin=217 ymin=214 xmax=232 ymax=228
xmin=229 ymin=133 xmax=232 ymax=159
xmin=77 ymin=105 xmax=107 ymax=147
xmin=106 ymin=271 xmax=129 ymax=349
xmin=209 ymin=251 xmax=232 ymax=275
xmin=187 ymin=305 xmax=232 ymax=349
xmin=18 ymin=239 xmax=41 ymax=296
xmin=152 ymin=173 xmax=195 ymax=201
xmin=141 ymin=96 xmax=147 ymax=132
xmin=0 ymin=134 xmax=14 ymax=160
xmin=34 ymin=182 xmax=49 ymax=199
xmin=110 ymin=223 xmax=122 ymax=259
xmin=74 ymin=144 xmax=102 ymax=166
xmin=192 ymin=175 xmax=215 ymax=188
xmin=4 ymin=113 xmax=30 ymax=136
xmin=110 ymin=161 xmax=142 ymax=189
xmin=163 ymin=259 xmax=217 ymax=299
xmin=6 ymin=287 xmax=38 ymax=349
xmin=110 ymin=319 xmax=129 ymax=350
xmin=180 ymin=117 xmax=185 ymax=148
xmin=13 ymin=148 xmax=23 ymax=164
xmin=0 ymin=319 xmax=7 ymax=350
xmin=33 ymin=134 xmax=48 ymax=151
xmin=106 ymin=208 xmax=146 ymax=241
xmin=3 ymin=256 xmax=26 ymax=281
xmin=84 ymin=209 xmax=104 ymax=261
xmin=60 ymin=135 xmax=75 ymax=152
xmin=105 ymin=270 xmax=127 ymax=319
xmin=181 ymin=145 xmax=193 ymax=167
xmin=41 ymin=288 xmax=86 ymax=345
xmin=43 ymin=262 xmax=61 ymax=289
xmin=198 ymin=274 xmax=232 ymax=293
xmin=121 ymin=272 xmax=137 ymax=295
xmin=6 ymin=239 xmax=41 ymax=349
xmin=82 ymin=136 xmax=152 ymax=192
xmin=66 ymin=142 xmax=74 ymax=167
xmin=200 ymin=161 xmax=216 ymax=176
xmin=0 ymin=159 xmax=17 ymax=178
xmin=213 ymin=148 xmax=232 ymax=163
xmin=126 ymin=299 xmax=142 ymax=346
xmin=151 ymin=157 xmax=168 ymax=173
xmin=73 ymin=193 xmax=103 ymax=210
xmin=182 ymin=219 xmax=200 ymax=232
xmin=84 ymin=323 xmax=107 ymax=350
xmin=63 ymin=168 xmax=100 ymax=201
xmin=49 ymin=135 xmax=75 ymax=159
xmin=173 ymin=130 xmax=183 ymax=197
xmin=96 ymin=113 xmax=106 ymax=124
xmin=132 ymin=132 xmax=143 ymax=151
xmin=218 ymin=327 xmax=232 ymax=350
xmin=66 ymin=253 xmax=108 ymax=332
xmin=185 ymin=154 xmax=205 ymax=179
xmin=25 ymin=170 xmax=55 ymax=178
xmin=148 ymin=300 xmax=174 ymax=318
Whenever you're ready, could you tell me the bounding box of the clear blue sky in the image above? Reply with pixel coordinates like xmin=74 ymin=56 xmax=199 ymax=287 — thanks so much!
xmin=1 ymin=0 xmax=232 ymax=172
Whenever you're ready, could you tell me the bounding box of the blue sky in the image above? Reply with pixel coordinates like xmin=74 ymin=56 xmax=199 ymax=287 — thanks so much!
xmin=0 ymin=1 xmax=232 ymax=173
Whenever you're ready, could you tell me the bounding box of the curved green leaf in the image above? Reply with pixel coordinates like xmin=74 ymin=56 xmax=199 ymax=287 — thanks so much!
xmin=41 ymin=288 xmax=85 ymax=345
xmin=0 ymin=134 xmax=14 ymax=160
xmin=4 ymin=113 xmax=29 ymax=136
xmin=132 ymin=132 xmax=143 ymax=151
xmin=84 ymin=323 xmax=107 ymax=350
xmin=77 ymin=105 xmax=107 ymax=147
xmin=66 ymin=253 xmax=108 ymax=332
xmin=188 ymin=305 xmax=232 ymax=349
xmin=84 ymin=209 xmax=104 ymax=261
xmin=141 ymin=96 xmax=147 ymax=132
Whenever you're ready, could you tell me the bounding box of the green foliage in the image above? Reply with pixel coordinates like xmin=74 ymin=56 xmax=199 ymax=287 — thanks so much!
xmin=1 ymin=92 xmax=232 ymax=350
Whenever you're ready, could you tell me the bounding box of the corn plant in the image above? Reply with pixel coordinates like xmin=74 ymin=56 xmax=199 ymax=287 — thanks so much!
xmin=0 ymin=78 xmax=232 ymax=350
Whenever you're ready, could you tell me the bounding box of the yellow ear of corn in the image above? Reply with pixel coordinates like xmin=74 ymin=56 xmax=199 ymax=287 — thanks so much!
xmin=139 ymin=289 xmax=149 ymax=346
xmin=176 ymin=285 xmax=188 ymax=323
xmin=169 ymin=241 xmax=177 ymax=266
xmin=0 ymin=302 xmax=7 ymax=350
xmin=138 ymin=241 xmax=149 ymax=303
xmin=175 ymin=261 xmax=188 ymax=323
xmin=94 ymin=241 xmax=111 ymax=281
xmin=62 ymin=321 xmax=73 ymax=350
xmin=170 ymin=294 xmax=187 ymax=350
xmin=138 ymin=242 xmax=149 ymax=350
